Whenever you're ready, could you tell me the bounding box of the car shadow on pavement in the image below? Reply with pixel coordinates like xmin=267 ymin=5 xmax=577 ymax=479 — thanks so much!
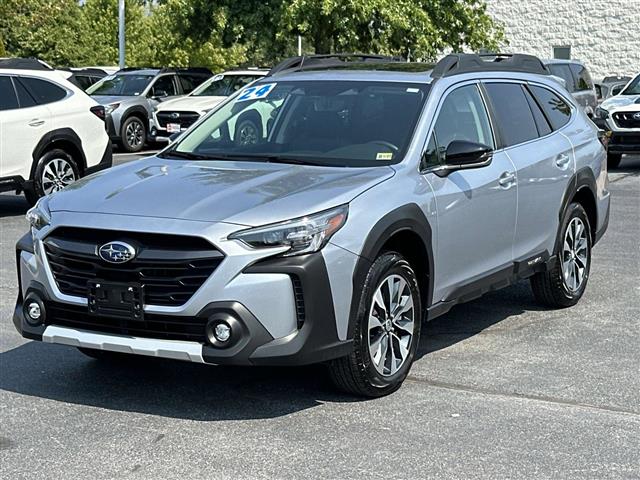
xmin=0 ymin=282 xmax=544 ymax=421
xmin=0 ymin=195 xmax=29 ymax=218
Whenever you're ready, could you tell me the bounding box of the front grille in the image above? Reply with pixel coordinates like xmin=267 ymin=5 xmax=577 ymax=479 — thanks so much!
xmin=612 ymin=111 xmax=640 ymax=129
xmin=611 ymin=134 xmax=640 ymax=145
xmin=44 ymin=227 xmax=224 ymax=307
xmin=156 ymin=111 xmax=200 ymax=129
xmin=46 ymin=301 xmax=208 ymax=343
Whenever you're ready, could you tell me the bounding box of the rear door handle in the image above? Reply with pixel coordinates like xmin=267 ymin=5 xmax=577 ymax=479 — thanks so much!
xmin=28 ymin=119 xmax=45 ymax=127
xmin=555 ymin=153 xmax=571 ymax=169
xmin=498 ymin=171 xmax=516 ymax=189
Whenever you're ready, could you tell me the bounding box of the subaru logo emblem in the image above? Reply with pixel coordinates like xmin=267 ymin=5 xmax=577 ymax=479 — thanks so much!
xmin=98 ymin=241 xmax=136 ymax=264
xmin=170 ymin=112 xmax=180 ymax=119
xmin=633 ymin=112 xmax=640 ymax=120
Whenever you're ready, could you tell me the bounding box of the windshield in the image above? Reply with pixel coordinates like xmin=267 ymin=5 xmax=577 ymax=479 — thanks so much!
xmin=191 ymin=74 xmax=263 ymax=97
xmin=87 ymin=74 xmax=154 ymax=96
xmin=621 ymin=74 xmax=640 ymax=95
xmin=167 ymin=80 xmax=429 ymax=167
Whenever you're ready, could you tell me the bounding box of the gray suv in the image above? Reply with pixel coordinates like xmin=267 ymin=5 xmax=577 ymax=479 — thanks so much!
xmin=15 ymin=54 xmax=610 ymax=397
xmin=543 ymin=59 xmax=598 ymax=117
xmin=87 ymin=67 xmax=212 ymax=152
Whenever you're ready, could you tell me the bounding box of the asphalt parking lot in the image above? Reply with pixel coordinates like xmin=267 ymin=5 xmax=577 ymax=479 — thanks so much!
xmin=0 ymin=154 xmax=639 ymax=479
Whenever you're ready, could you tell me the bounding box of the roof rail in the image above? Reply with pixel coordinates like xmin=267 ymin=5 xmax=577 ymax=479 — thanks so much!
xmin=0 ymin=57 xmax=54 ymax=71
xmin=268 ymin=54 xmax=401 ymax=76
xmin=431 ymin=53 xmax=550 ymax=78
xmin=160 ymin=67 xmax=213 ymax=75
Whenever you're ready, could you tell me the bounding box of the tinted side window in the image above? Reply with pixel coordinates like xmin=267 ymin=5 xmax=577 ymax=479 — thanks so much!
xmin=14 ymin=78 xmax=37 ymax=108
xmin=549 ymin=64 xmax=575 ymax=92
xmin=523 ymin=87 xmax=552 ymax=137
xmin=20 ymin=77 xmax=67 ymax=104
xmin=178 ymin=74 xmax=208 ymax=94
xmin=484 ymin=83 xmax=538 ymax=147
xmin=569 ymin=64 xmax=593 ymax=91
xmin=434 ymin=84 xmax=494 ymax=155
xmin=152 ymin=75 xmax=177 ymax=96
xmin=530 ymin=86 xmax=572 ymax=130
xmin=611 ymin=85 xmax=623 ymax=96
xmin=0 ymin=76 xmax=19 ymax=110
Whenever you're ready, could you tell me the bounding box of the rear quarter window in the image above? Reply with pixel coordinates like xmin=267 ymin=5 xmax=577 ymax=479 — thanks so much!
xmin=569 ymin=64 xmax=594 ymax=91
xmin=484 ymin=83 xmax=539 ymax=147
xmin=20 ymin=77 xmax=67 ymax=104
xmin=548 ymin=64 xmax=575 ymax=92
xmin=530 ymin=85 xmax=572 ymax=130
xmin=0 ymin=76 xmax=19 ymax=110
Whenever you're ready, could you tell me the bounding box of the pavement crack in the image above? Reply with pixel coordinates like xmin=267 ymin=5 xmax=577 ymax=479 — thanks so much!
xmin=406 ymin=376 xmax=640 ymax=417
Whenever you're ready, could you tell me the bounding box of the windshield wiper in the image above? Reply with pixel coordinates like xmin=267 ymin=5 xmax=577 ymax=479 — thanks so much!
xmin=159 ymin=150 xmax=231 ymax=161
xmin=222 ymin=154 xmax=328 ymax=166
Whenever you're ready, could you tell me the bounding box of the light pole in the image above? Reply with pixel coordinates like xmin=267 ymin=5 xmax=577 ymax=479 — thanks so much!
xmin=118 ymin=0 xmax=125 ymax=69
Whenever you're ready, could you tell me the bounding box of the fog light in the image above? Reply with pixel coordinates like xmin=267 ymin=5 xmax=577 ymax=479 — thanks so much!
xmin=28 ymin=302 xmax=41 ymax=321
xmin=214 ymin=323 xmax=231 ymax=342
xmin=23 ymin=295 xmax=45 ymax=326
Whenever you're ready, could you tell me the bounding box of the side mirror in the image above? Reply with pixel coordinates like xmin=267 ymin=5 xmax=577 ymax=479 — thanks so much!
xmin=151 ymin=89 xmax=168 ymax=100
xmin=434 ymin=140 xmax=493 ymax=177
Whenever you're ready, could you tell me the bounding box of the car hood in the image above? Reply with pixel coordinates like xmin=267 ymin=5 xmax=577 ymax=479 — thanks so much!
xmin=601 ymin=95 xmax=640 ymax=111
xmin=156 ymin=96 xmax=225 ymax=113
xmin=48 ymin=157 xmax=395 ymax=226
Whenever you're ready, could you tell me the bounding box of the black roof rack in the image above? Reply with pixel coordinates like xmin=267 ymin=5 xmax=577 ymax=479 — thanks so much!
xmin=0 ymin=57 xmax=53 ymax=71
xmin=116 ymin=66 xmax=212 ymax=75
xmin=268 ymin=54 xmax=401 ymax=76
xmin=431 ymin=53 xmax=550 ymax=78
xmin=58 ymin=67 xmax=109 ymax=76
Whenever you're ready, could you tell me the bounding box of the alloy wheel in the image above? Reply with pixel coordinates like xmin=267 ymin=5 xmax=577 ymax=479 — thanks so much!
xmin=126 ymin=119 xmax=144 ymax=148
xmin=562 ymin=217 xmax=589 ymax=292
xmin=41 ymin=158 xmax=76 ymax=195
xmin=237 ymin=121 xmax=258 ymax=145
xmin=368 ymin=274 xmax=415 ymax=376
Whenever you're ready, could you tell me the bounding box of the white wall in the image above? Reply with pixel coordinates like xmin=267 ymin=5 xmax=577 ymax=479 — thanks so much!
xmin=485 ymin=0 xmax=640 ymax=80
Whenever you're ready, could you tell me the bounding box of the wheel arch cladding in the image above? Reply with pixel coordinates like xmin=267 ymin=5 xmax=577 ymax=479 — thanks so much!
xmin=348 ymin=204 xmax=434 ymax=338
xmin=122 ymin=106 xmax=149 ymax=130
xmin=559 ymin=167 xmax=598 ymax=242
xmin=31 ymin=128 xmax=86 ymax=177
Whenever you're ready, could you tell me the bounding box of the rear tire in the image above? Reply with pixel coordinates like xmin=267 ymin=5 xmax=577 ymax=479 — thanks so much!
xmin=607 ymin=153 xmax=622 ymax=169
xmin=328 ymin=252 xmax=421 ymax=397
xmin=32 ymin=149 xmax=80 ymax=200
xmin=530 ymin=202 xmax=592 ymax=308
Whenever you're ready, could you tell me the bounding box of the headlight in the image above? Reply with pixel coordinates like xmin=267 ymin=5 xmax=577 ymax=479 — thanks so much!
xmin=595 ymin=106 xmax=609 ymax=119
xmin=26 ymin=197 xmax=51 ymax=231
xmin=105 ymin=103 xmax=120 ymax=115
xmin=229 ymin=205 xmax=348 ymax=257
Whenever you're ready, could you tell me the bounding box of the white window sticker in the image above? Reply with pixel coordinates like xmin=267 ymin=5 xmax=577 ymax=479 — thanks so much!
xmin=236 ymin=83 xmax=277 ymax=102
xmin=376 ymin=152 xmax=394 ymax=160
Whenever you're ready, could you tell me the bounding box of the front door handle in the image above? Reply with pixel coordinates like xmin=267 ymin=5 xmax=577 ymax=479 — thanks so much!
xmin=555 ymin=153 xmax=571 ymax=169
xmin=498 ymin=171 xmax=516 ymax=189
xmin=28 ymin=119 xmax=45 ymax=127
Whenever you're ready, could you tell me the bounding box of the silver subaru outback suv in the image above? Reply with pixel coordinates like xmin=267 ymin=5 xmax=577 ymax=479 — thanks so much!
xmin=15 ymin=54 xmax=610 ymax=397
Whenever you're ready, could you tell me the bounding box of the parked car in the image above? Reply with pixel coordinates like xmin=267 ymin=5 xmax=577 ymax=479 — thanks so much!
xmin=86 ymin=67 xmax=212 ymax=152
xmin=543 ymin=59 xmax=598 ymax=117
xmin=594 ymin=72 xmax=640 ymax=168
xmin=15 ymin=53 xmax=609 ymax=397
xmin=595 ymin=80 xmax=628 ymax=103
xmin=0 ymin=58 xmax=112 ymax=205
xmin=149 ymin=68 xmax=269 ymax=143
xmin=57 ymin=67 xmax=108 ymax=91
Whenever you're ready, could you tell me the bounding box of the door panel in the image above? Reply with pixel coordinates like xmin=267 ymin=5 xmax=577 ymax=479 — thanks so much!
xmin=428 ymin=151 xmax=517 ymax=301
xmin=507 ymin=133 xmax=574 ymax=260
xmin=424 ymin=83 xmax=517 ymax=303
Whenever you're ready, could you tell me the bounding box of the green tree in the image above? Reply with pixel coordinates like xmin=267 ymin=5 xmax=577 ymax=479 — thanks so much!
xmin=280 ymin=0 xmax=504 ymax=60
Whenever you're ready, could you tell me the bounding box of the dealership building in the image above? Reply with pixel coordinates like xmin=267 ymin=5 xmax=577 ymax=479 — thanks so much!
xmin=485 ymin=0 xmax=639 ymax=79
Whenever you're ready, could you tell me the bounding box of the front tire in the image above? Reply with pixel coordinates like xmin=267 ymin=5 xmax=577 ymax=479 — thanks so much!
xmin=329 ymin=252 xmax=421 ymax=397
xmin=530 ymin=202 xmax=592 ymax=308
xmin=607 ymin=153 xmax=622 ymax=169
xmin=119 ymin=116 xmax=146 ymax=153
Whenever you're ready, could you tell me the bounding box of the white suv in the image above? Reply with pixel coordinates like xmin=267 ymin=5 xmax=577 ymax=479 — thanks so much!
xmin=0 ymin=59 xmax=112 ymax=204
xmin=149 ymin=69 xmax=268 ymax=143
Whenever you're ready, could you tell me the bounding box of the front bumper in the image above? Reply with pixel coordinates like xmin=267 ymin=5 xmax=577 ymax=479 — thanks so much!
xmin=607 ymin=131 xmax=640 ymax=154
xmin=14 ymin=228 xmax=352 ymax=366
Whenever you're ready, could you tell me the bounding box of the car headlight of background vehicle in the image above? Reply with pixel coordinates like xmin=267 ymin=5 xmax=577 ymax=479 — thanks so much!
xmin=104 ymin=103 xmax=120 ymax=115
xmin=595 ymin=106 xmax=609 ymax=119
xmin=26 ymin=197 xmax=51 ymax=231
xmin=230 ymin=205 xmax=348 ymax=257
